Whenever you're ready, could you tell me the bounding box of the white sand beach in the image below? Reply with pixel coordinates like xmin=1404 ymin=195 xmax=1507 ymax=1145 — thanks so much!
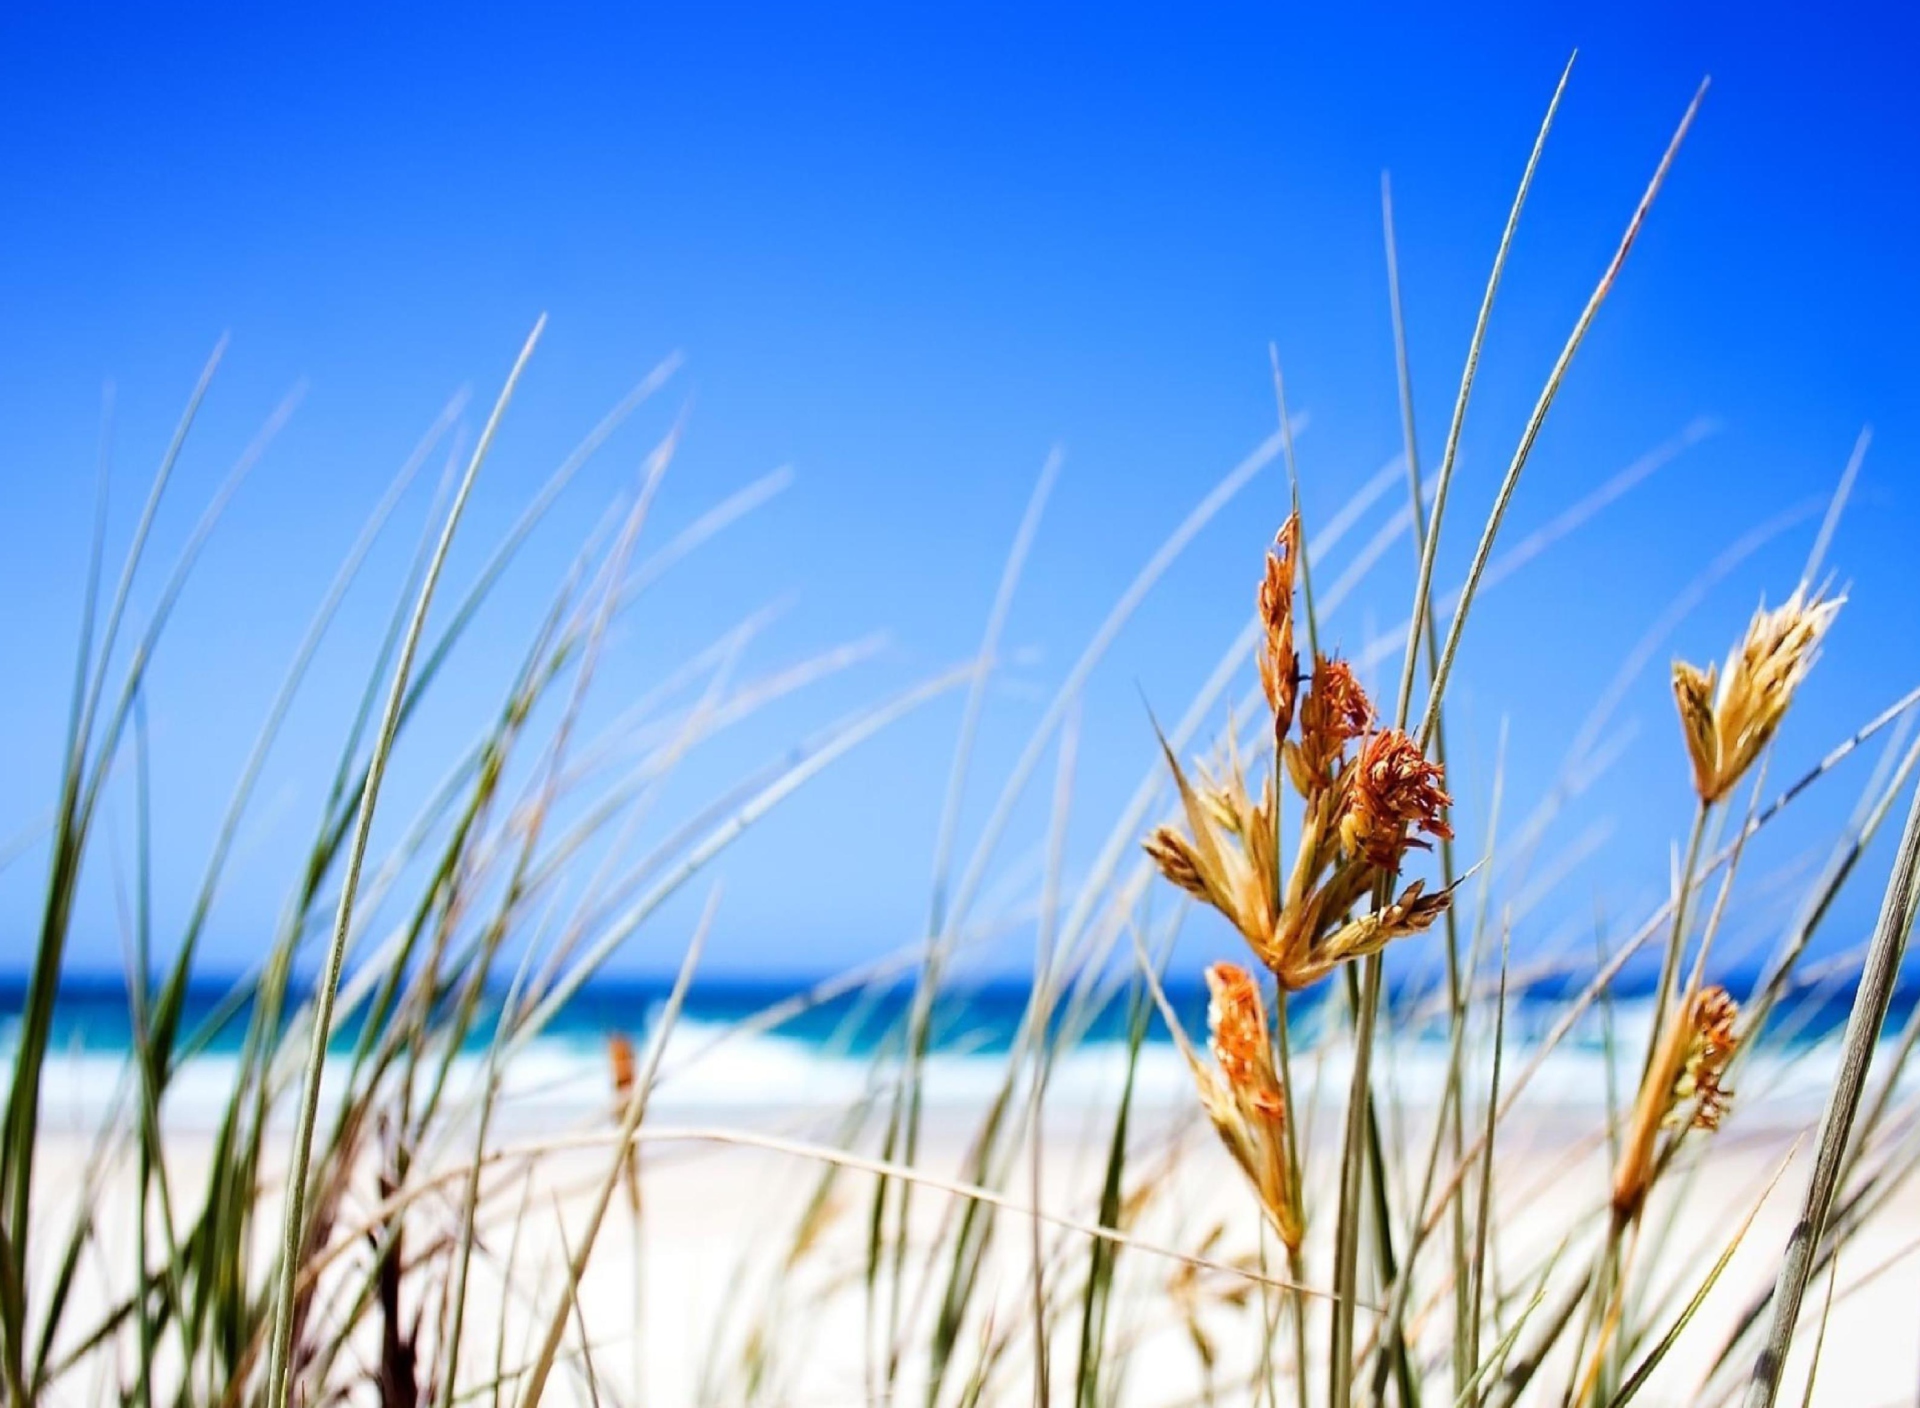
xmin=23 ymin=1099 xmax=1920 ymax=1406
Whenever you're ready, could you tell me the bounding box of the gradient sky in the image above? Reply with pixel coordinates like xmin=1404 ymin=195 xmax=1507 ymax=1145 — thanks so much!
xmin=2 ymin=4 xmax=1916 ymax=980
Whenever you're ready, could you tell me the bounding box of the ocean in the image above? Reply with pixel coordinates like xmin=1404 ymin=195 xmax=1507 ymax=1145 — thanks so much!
xmin=3 ymin=966 xmax=1911 ymax=1133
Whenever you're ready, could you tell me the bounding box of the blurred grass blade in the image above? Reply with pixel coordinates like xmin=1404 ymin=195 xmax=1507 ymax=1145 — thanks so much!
xmin=1394 ymin=51 xmax=1573 ymax=731
xmin=264 ymin=317 xmax=545 ymax=1408
xmin=1611 ymin=1141 xmax=1798 ymax=1406
xmin=1744 ymin=773 xmax=1920 ymax=1408
xmin=515 ymin=888 xmax=714 ymax=1408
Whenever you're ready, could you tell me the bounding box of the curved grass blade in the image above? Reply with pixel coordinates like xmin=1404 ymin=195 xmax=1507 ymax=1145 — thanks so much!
xmin=264 ymin=317 xmax=545 ymax=1408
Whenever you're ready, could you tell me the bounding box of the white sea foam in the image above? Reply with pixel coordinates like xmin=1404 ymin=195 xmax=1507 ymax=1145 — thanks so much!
xmin=5 ymin=1008 xmax=1896 ymax=1136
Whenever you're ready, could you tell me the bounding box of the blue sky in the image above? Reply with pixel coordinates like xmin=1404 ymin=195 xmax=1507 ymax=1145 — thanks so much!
xmin=2 ymin=4 xmax=1916 ymax=980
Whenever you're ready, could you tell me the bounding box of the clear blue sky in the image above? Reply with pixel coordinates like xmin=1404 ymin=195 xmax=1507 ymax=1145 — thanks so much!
xmin=2 ymin=4 xmax=1915 ymax=979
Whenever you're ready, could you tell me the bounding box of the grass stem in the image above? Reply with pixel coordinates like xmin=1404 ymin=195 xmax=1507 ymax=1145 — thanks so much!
xmin=1743 ymin=772 xmax=1920 ymax=1407
xmin=263 ymin=319 xmax=544 ymax=1408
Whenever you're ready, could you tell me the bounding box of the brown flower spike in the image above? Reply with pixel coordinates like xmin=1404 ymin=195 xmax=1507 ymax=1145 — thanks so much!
xmin=1611 ymin=985 xmax=1740 ymax=1218
xmin=1286 ymin=656 xmax=1374 ymax=795
xmin=1258 ymin=515 xmax=1301 ymax=742
xmin=1190 ymin=963 xmax=1302 ymax=1250
xmin=1339 ymin=729 xmax=1455 ymax=871
xmin=1672 ymin=586 xmax=1842 ymax=804
xmin=608 ymin=1034 xmax=642 ymax=1213
xmin=1144 ymin=527 xmax=1457 ymax=990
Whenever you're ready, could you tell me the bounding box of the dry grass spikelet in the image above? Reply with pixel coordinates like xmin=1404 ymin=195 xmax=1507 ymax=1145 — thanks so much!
xmin=1611 ymin=984 xmax=1741 ymax=1218
xmin=1305 ymin=879 xmax=1456 ymax=984
xmin=1143 ymin=826 xmax=1212 ymax=903
xmin=1191 ymin=962 xmax=1302 ymax=1250
xmin=1338 ymin=728 xmax=1454 ymax=871
xmin=1143 ymin=734 xmax=1283 ymax=959
xmin=1258 ymin=514 xmax=1301 ymax=741
xmin=1285 ymin=656 xmax=1374 ymax=795
xmin=1672 ymin=585 xmax=1842 ymax=803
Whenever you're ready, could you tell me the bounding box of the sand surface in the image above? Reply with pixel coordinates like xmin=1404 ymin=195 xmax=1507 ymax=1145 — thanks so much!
xmin=21 ymin=1103 xmax=1920 ymax=1406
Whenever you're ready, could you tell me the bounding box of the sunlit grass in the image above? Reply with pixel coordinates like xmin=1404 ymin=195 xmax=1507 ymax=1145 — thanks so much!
xmin=2 ymin=56 xmax=1917 ymax=1408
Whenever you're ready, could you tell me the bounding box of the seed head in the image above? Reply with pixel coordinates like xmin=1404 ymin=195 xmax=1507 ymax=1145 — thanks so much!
xmin=1258 ymin=515 xmax=1301 ymax=740
xmin=1274 ymin=877 xmax=1456 ymax=990
xmin=1339 ymin=729 xmax=1454 ymax=871
xmin=1206 ymin=962 xmax=1280 ymax=1111
xmin=1192 ymin=962 xmax=1301 ymax=1249
xmin=1144 ymin=825 xmax=1212 ymax=903
xmin=1611 ymin=984 xmax=1741 ymax=1218
xmin=1142 ymin=735 xmax=1282 ymax=962
xmin=1673 ymin=985 xmax=1739 ymax=1132
xmin=1287 ymin=656 xmax=1374 ymax=794
xmin=1673 ymin=586 xmax=1842 ymax=804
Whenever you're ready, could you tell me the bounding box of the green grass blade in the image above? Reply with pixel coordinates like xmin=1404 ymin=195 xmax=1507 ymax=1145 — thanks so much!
xmin=1393 ymin=54 xmax=1572 ymax=733
xmin=264 ymin=317 xmax=545 ymax=1408
xmin=1794 ymin=1255 xmax=1839 ymax=1408
xmin=1612 ymin=1143 xmax=1797 ymax=1406
xmin=515 ymin=887 xmax=713 ymax=1408
xmin=1417 ymin=78 xmax=1706 ymax=749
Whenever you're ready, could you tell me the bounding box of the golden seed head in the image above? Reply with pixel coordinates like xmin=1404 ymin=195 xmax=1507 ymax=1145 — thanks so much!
xmin=1672 ymin=660 xmax=1721 ymax=802
xmin=1673 ymin=586 xmax=1842 ymax=803
xmin=1144 ymin=825 xmax=1212 ymax=902
xmin=1143 ymin=745 xmax=1283 ymax=965
xmin=1258 ymin=515 xmax=1301 ymax=740
xmin=1150 ymin=537 xmax=1445 ymax=1003
xmin=1612 ymin=984 xmax=1742 ymax=1218
xmin=1339 ymin=728 xmax=1454 ymax=871
xmin=1281 ymin=878 xmax=1455 ymax=989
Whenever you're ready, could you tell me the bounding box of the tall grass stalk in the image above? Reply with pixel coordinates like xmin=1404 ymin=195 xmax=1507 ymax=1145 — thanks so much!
xmin=1337 ymin=63 xmax=1704 ymax=1408
xmin=264 ymin=317 xmax=545 ymax=1408
xmin=1379 ymin=169 xmax=1476 ymax=1401
xmin=515 ymin=889 xmax=713 ymax=1408
xmin=1743 ymin=773 xmax=1920 ymax=1407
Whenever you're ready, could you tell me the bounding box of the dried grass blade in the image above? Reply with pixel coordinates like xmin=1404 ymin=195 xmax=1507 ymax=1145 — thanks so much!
xmin=1794 ymin=1255 xmax=1840 ymax=1408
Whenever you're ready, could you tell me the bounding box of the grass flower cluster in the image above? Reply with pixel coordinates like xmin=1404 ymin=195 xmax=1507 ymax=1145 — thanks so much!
xmin=1147 ymin=514 xmax=1456 ymax=996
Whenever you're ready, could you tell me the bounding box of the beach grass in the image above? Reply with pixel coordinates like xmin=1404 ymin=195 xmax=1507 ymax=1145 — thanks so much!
xmin=3 ymin=58 xmax=1919 ymax=1408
